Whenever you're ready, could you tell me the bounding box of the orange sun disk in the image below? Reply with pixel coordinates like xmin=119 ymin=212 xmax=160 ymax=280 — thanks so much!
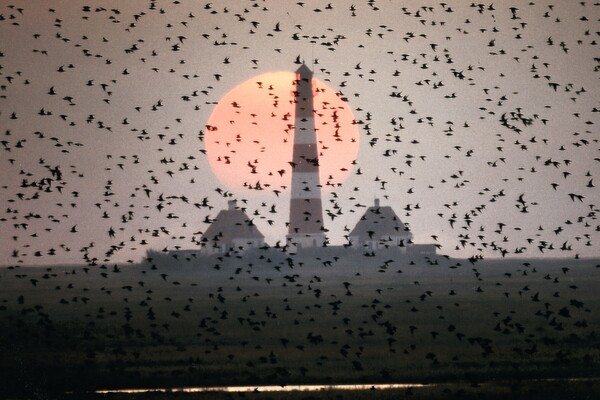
xmin=205 ymin=71 xmax=360 ymax=193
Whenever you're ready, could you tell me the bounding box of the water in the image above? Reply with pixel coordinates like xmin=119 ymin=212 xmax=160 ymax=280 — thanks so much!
xmin=95 ymin=382 xmax=428 ymax=394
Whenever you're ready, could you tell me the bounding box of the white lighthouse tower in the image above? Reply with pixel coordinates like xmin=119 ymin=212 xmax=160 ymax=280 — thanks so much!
xmin=286 ymin=64 xmax=327 ymax=249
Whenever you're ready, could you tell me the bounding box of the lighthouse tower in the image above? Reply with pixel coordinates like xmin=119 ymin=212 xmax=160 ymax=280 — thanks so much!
xmin=286 ymin=64 xmax=327 ymax=249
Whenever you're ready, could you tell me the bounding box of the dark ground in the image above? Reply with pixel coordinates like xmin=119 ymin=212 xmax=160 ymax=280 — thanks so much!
xmin=1 ymin=249 xmax=599 ymax=399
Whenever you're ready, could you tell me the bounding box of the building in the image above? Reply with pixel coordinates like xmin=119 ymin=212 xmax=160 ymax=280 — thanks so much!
xmin=286 ymin=63 xmax=327 ymax=249
xmin=349 ymin=198 xmax=413 ymax=252
xmin=200 ymin=199 xmax=265 ymax=254
xmin=193 ymin=66 xmax=434 ymax=257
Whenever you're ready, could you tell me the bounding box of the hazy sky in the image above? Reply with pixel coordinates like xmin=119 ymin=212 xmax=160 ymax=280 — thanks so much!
xmin=1 ymin=1 xmax=598 ymax=265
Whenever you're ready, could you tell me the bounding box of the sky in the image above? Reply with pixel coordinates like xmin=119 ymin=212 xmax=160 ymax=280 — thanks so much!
xmin=0 ymin=0 xmax=598 ymax=266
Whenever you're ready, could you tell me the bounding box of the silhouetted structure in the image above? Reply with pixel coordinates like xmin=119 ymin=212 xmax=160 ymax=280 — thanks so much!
xmin=200 ymin=200 xmax=265 ymax=253
xmin=349 ymin=198 xmax=413 ymax=252
xmin=286 ymin=64 xmax=327 ymax=249
xmin=171 ymin=66 xmax=436 ymax=257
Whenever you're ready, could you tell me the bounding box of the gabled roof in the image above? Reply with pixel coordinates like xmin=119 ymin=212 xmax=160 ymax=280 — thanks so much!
xmin=350 ymin=199 xmax=412 ymax=241
xmin=201 ymin=201 xmax=264 ymax=244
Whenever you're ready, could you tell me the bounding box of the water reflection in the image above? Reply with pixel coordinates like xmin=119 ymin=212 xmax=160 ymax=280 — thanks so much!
xmin=96 ymin=383 xmax=428 ymax=394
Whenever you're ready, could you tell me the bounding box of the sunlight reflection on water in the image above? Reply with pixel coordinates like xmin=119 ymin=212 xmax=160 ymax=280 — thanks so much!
xmin=95 ymin=383 xmax=428 ymax=394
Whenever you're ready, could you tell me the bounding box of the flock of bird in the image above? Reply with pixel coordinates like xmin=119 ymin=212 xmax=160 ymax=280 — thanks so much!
xmin=1 ymin=246 xmax=598 ymax=390
xmin=0 ymin=0 xmax=599 ymax=392
xmin=0 ymin=0 xmax=598 ymax=265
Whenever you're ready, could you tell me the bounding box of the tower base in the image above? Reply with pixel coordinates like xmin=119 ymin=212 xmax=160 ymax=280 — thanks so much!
xmin=286 ymin=233 xmax=327 ymax=250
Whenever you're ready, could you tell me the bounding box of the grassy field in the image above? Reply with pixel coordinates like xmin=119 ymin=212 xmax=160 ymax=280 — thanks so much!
xmin=1 ymin=249 xmax=599 ymax=398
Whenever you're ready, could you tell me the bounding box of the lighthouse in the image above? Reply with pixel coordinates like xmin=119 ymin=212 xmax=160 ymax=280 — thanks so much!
xmin=286 ymin=64 xmax=327 ymax=249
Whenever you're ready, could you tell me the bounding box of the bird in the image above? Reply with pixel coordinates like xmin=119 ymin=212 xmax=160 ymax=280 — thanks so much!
xmin=0 ymin=2 xmax=598 ymax=393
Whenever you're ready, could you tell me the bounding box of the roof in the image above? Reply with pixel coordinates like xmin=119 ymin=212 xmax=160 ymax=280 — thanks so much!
xmin=201 ymin=208 xmax=264 ymax=244
xmin=296 ymin=63 xmax=313 ymax=77
xmin=349 ymin=203 xmax=412 ymax=241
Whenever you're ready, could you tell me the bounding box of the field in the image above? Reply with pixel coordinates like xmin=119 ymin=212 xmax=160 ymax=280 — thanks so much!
xmin=1 ymin=249 xmax=599 ymax=398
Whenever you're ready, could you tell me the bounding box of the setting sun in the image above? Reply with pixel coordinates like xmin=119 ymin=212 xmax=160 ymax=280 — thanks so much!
xmin=204 ymin=71 xmax=360 ymax=192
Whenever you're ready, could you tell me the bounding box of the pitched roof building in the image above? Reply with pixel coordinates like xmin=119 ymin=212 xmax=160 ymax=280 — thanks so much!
xmin=200 ymin=200 xmax=265 ymax=254
xmin=349 ymin=198 xmax=413 ymax=252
